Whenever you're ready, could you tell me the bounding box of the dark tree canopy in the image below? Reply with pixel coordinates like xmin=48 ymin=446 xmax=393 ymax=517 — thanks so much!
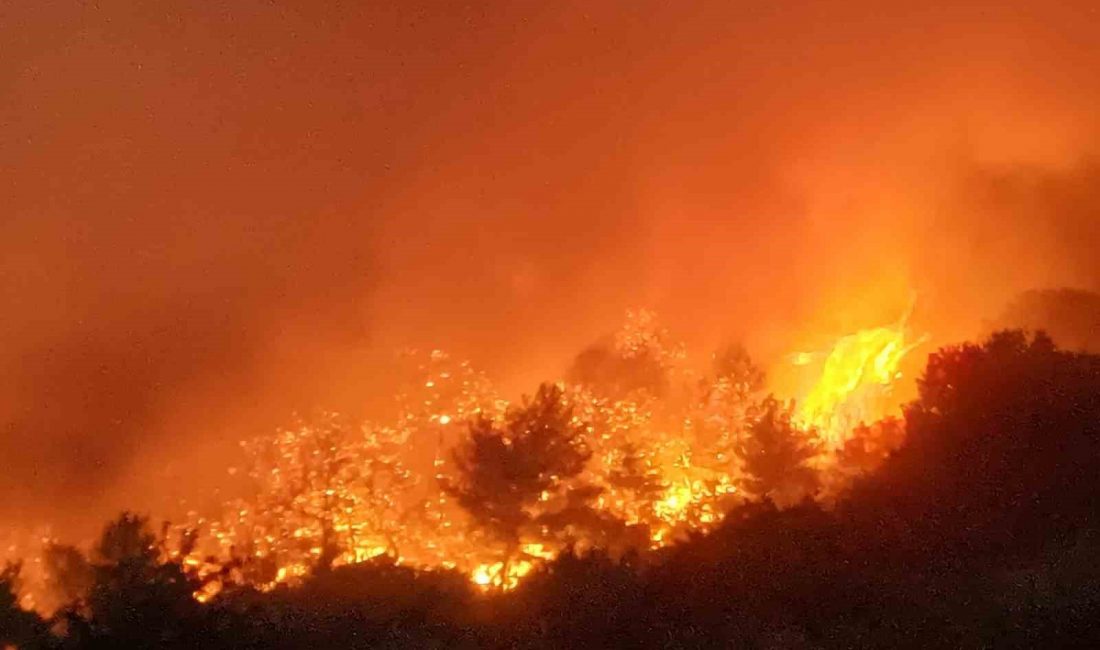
xmin=568 ymin=342 xmax=669 ymax=397
xmin=83 ymin=513 xmax=203 ymax=648
xmin=835 ymin=416 xmax=905 ymax=479
xmin=43 ymin=542 xmax=94 ymax=609
xmin=711 ymin=343 xmax=766 ymax=393
xmin=851 ymin=330 xmax=1100 ymax=556
xmin=445 ymin=383 xmax=591 ymax=554
xmin=608 ymin=441 xmax=665 ymax=502
xmin=737 ymin=396 xmax=822 ymax=504
xmin=94 ymin=512 xmax=159 ymax=567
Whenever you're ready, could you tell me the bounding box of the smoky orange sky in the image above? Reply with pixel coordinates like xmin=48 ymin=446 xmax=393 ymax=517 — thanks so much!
xmin=2 ymin=0 xmax=1098 ymax=535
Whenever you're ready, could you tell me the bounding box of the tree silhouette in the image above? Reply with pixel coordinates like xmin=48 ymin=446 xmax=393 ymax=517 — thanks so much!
xmin=604 ymin=441 xmax=667 ymax=535
xmin=568 ymin=310 xmax=685 ymax=398
xmin=854 ymin=330 xmax=1100 ymax=555
xmin=509 ymin=548 xmax=645 ymax=648
xmin=95 ymin=512 xmax=159 ymax=566
xmin=263 ymin=412 xmax=360 ymax=571
xmin=608 ymin=442 xmax=666 ymax=503
xmin=712 ymin=343 xmax=766 ymax=393
xmin=737 ymin=397 xmax=822 ymax=504
xmin=85 ymin=512 xmax=202 ymax=648
xmin=835 ymin=417 xmax=905 ymax=481
xmin=569 ymin=343 xmax=669 ymax=398
xmin=692 ymin=344 xmax=766 ymax=470
xmin=444 ymin=383 xmax=591 ymax=583
xmin=42 ymin=542 xmax=94 ymax=609
xmin=0 ymin=562 xmax=48 ymax=649
xmin=4 ymin=330 xmax=1099 ymax=648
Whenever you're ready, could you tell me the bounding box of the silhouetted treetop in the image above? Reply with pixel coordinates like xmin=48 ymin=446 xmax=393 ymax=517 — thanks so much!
xmin=445 ymin=383 xmax=591 ymax=556
xmin=711 ymin=343 xmax=766 ymax=392
xmin=737 ymin=397 xmax=822 ymax=505
xmin=95 ymin=512 xmax=159 ymax=567
xmin=84 ymin=513 xmax=203 ymax=648
xmin=568 ymin=310 xmax=685 ymax=398
xmin=569 ymin=341 xmax=670 ymax=398
xmin=850 ymin=329 xmax=1100 ymax=555
xmin=43 ymin=542 xmax=94 ymax=609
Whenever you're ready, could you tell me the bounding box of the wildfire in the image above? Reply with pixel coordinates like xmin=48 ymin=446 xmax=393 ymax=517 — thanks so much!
xmin=174 ymin=313 xmax=922 ymax=597
xmin=12 ymin=311 xmax=928 ymax=609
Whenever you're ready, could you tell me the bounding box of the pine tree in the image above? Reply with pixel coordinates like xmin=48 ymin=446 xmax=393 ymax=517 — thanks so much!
xmin=444 ymin=383 xmax=591 ymax=584
xmin=737 ymin=397 xmax=822 ymax=505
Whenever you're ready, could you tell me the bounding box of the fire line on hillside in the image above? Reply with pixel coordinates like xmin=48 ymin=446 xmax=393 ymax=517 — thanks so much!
xmin=8 ymin=310 xmax=925 ymax=608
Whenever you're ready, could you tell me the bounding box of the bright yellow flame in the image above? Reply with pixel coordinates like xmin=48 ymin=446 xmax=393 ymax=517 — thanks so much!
xmin=654 ymin=482 xmax=693 ymax=519
xmin=193 ymin=580 xmax=222 ymax=603
xmin=471 ymin=565 xmax=493 ymax=587
xmin=469 ymin=558 xmax=536 ymax=591
xmin=797 ymin=321 xmax=923 ymax=447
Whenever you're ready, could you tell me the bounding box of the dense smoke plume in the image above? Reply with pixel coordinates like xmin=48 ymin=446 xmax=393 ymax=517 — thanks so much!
xmin=1 ymin=0 xmax=1098 ymax=535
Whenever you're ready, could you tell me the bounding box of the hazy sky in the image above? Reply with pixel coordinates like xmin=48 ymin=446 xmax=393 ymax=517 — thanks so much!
xmin=2 ymin=0 xmax=1098 ymax=532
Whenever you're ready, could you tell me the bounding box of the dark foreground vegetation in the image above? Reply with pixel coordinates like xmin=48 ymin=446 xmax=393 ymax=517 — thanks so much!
xmin=3 ymin=330 xmax=1099 ymax=649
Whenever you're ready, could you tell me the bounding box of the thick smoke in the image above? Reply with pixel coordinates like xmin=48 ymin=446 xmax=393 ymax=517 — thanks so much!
xmin=1 ymin=0 xmax=1098 ymax=535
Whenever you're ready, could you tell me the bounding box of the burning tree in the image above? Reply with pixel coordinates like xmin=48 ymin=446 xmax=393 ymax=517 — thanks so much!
xmin=392 ymin=349 xmax=505 ymax=457
xmin=177 ymin=349 xmax=507 ymax=592
xmin=243 ymin=412 xmax=362 ymax=572
xmin=608 ymin=442 xmax=666 ymax=512
xmin=569 ymin=309 xmax=687 ymax=399
xmin=383 ymin=348 xmax=507 ymax=570
xmin=564 ymin=320 xmax=759 ymax=546
xmin=224 ymin=411 xmax=416 ymax=583
xmin=690 ymin=344 xmax=766 ymax=469
xmin=444 ymin=383 xmax=591 ymax=586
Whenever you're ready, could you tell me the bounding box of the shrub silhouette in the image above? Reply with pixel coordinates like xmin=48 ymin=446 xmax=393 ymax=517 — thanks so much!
xmin=83 ymin=513 xmax=203 ymax=648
